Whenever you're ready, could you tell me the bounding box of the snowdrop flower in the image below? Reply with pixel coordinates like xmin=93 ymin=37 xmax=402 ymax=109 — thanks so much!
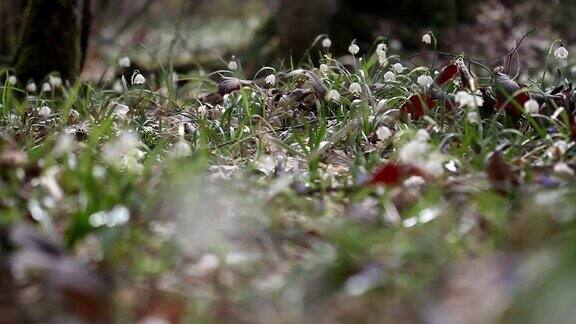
xmin=8 ymin=75 xmax=17 ymax=86
xmin=41 ymin=82 xmax=51 ymax=92
xmin=384 ymin=71 xmax=396 ymax=82
xmin=26 ymin=82 xmax=37 ymax=93
xmin=228 ymin=57 xmax=238 ymax=71
xmin=53 ymin=133 xmax=75 ymax=156
xmin=553 ymin=140 xmax=569 ymax=155
xmin=132 ymin=71 xmax=146 ymax=85
xmin=415 ymin=129 xmax=430 ymax=142
xmin=376 ymin=99 xmax=387 ymax=110
xmin=102 ymin=131 xmax=143 ymax=169
xmin=422 ymin=33 xmax=432 ymax=45
xmin=392 ymin=63 xmax=404 ymax=73
xmin=118 ymin=56 xmax=131 ymax=68
xmin=38 ymin=105 xmax=51 ymax=117
xmin=319 ymin=63 xmax=330 ymax=74
xmin=553 ymin=162 xmax=575 ymax=176
xmin=112 ymin=102 xmax=129 ymax=118
xmin=327 ymin=89 xmax=341 ymax=102
xmin=378 ymin=51 xmax=388 ymax=66
xmin=197 ymin=105 xmax=208 ymax=116
xmin=376 ymin=126 xmax=392 ymax=141
xmin=555 ymin=46 xmax=569 ymax=59
xmin=399 ymin=139 xmax=429 ymax=162
xmin=349 ymin=82 xmax=362 ymax=94
xmin=48 ymin=75 xmax=62 ymax=88
xmin=322 ymin=37 xmax=332 ymax=48
xmin=351 ymin=99 xmax=362 ymax=108
xmin=265 ymin=74 xmax=276 ymax=86
xmin=170 ymin=141 xmax=192 ymax=159
xmin=467 ymin=111 xmax=479 ymax=124
xmin=376 ymin=43 xmax=387 ymax=55
xmin=523 ymin=99 xmax=539 ymax=114
xmin=348 ymin=42 xmax=360 ymax=55
xmin=417 ymin=75 xmax=434 ymax=88
xmin=113 ymin=80 xmax=124 ymax=92
xmin=455 ymin=91 xmax=483 ymax=108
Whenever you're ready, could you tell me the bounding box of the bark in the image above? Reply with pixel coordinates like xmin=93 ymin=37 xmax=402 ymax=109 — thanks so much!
xmin=13 ymin=0 xmax=92 ymax=83
xmin=0 ymin=0 xmax=27 ymax=60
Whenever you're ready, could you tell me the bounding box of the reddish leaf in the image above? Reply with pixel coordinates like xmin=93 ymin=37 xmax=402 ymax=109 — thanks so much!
xmin=434 ymin=63 xmax=459 ymax=86
xmin=369 ymin=162 xmax=427 ymax=187
xmin=369 ymin=163 xmax=404 ymax=186
xmin=493 ymin=72 xmax=529 ymax=117
xmin=487 ymin=152 xmax=520 ymax=193
xmin=400 ymin=94 xmax=437 ymax=120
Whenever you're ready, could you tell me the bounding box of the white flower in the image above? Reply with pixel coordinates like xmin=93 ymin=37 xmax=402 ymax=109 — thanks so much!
xmin=132 ymin=73 xmax=146 ymax=85
xmin=378 ymin=51 xmax=388 ymax=66
xmin=553 ymin=140 xmax=569 ymax=155
xmin=392 ymin=63 xmax=404 ymax=73
xmin=351 ymin=99 xmax=362 ymax=108
xmin=349 ymin=82 xmax=362 ymax=94
xmin=228 ymin=60 xmax=238 ymax=71
xmin=376 ymin=126 xmax=392 ymax=141
xmin=112 ymin=102 xmax=129 ymax=118
xmin=198 ymin=105 xmax=208 ymax=115
xmin=26 ymin=82 xmax=37 ymax=93
xmin=319 ymin=64 xmax=330 ymax=74
xmin=265 ymin=74 xmax=276 ymax=86
xmin=422 ymin=33 xmax=432 ymax=45
xmin=38 ymin=106 xmax=51 ymax=117
xmin=417 ymin=75 xmax=434 ymax=88
xmin=48 ymin=75 xmax=62 ymax=88
xmin=8 ymin=75 xmax=17 ymax=86
xmin=102 ymin=131 xmax=143 ymax=169
xmin=384 ymin=71 xmax=396 ymax=82
xmin=555 ymin=46 xmax=569 ymax=59
xmin=327 ymin=89 xmax=341 ymax=102
xmin=524 ymin=99 xmax=540 ymax=114
xmin=399 ymin=139 xmax=429 ymax=162
xmin=376 ymin=99 xmax=387 ymax=110
xmin=41 ymin=82 xmax=51 ymax=92
xmin=53 ymin=133 xmax=75 ymax=156
xmin=455 ymin=91 xmax=483 ymax=108
xmin=118 ymin=56 xmax=131 ymax=68
xmin=553 ymin=162 xmax=575 ymax=176
xmin=348 ymin=43 xmax=360 ymax=55
xmin=113 ymin=80 xmax=124 ymax=92
xmin=170 ymin=141 xmax=192 ymax=159
xmin=415 ymin=129 xmax=430 ymax=142
xmin=322 ymin=38 xmax=332 ymax=48
xmin=376 ymin=43 xmax=387 ymax=55
xmin=467 ymin=111 xmax=479 ymax=124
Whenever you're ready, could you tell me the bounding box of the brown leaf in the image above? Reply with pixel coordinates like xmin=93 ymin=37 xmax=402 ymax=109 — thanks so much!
xmin=486 ymin=152 xmax=520 ymax=193
xmin=434 ymin=63 xmax=460 ymax=86
xmin=400 ymin=94 xmax=437 ymax=120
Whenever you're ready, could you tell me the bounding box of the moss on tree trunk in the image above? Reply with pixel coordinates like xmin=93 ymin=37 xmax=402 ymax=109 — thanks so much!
xmin=13 ymin=0 xmax=91 ymax=83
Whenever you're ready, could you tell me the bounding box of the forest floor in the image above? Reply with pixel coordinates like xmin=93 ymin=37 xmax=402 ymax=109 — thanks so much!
xmin=5 ymin=1 xmax=576 ymax=320
xmin=3 ymin=34 xmax=576 ymax=322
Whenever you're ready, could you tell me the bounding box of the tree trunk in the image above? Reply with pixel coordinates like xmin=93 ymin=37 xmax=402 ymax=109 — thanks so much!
xmin=0 ymin=0 xmax=27 ymax=61
xmin=265 ymin=0 xmax=473 ymax=61
xmin=13 ymin=0 xmax=92 ymax=84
